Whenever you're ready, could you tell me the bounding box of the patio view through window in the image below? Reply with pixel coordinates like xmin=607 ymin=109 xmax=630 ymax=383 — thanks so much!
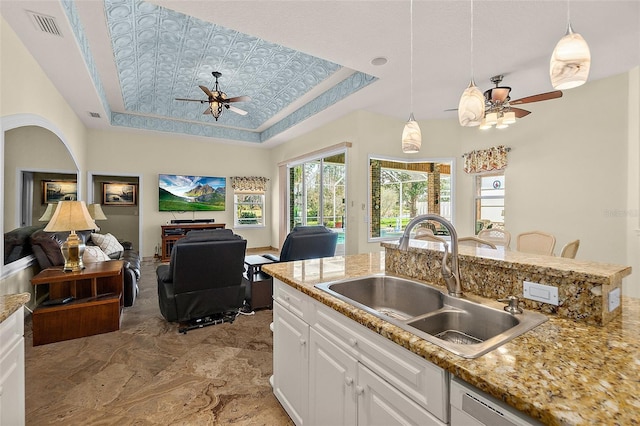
xmin=289 ymin=151 xmax=346 ymax=253
xmin=369 ymin=157 xmax=453 ymax=240
xmin=475 ymin=173 xmax=505 ymax=233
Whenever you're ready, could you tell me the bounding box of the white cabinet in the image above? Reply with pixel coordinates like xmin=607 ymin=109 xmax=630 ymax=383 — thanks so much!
xmin=273 ymin=303 xmax=309 ymax=425
xmin=309 ymin=329 xmax=357 ymax=425
xmin=0 ymin=306 xmax=25 ymax=426
xmin=273 ymin=279 xmax=448 ymax=426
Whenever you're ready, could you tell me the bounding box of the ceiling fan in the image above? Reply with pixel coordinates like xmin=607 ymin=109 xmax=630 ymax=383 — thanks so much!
xmin=175 ymin=71 xmax=250 ymax=121
xmin=480 ymin=75 xmax=563 ymax=127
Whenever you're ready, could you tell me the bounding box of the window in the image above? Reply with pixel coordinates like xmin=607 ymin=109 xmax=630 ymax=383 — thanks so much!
xmin=474 ymin=173 xmax=505 ymax=234
xmin=369 ymin=156 xmax=454 ymax=240
xmin=230 ymin=176 xmax=268 ymax=228
xmin=234 ymin=193 xmax=265 ymax=227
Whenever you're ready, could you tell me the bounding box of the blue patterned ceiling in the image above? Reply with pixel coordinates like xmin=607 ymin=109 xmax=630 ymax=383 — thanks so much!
xmin=92 ymin=0 xmax=375 ymax=143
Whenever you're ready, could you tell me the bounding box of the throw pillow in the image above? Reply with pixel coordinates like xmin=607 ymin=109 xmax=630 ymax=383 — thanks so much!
xmin=91 ymin=233 xmax=124 ymax=256
xmin=83 ymin=246 xmax=111 ymax=263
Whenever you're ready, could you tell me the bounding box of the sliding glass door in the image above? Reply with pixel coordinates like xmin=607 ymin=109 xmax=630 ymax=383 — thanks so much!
xmin=288 ymin=152 xmax=346 ymax=254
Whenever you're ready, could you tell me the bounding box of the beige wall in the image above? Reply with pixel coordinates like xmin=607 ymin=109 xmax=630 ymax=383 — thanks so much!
xmin=85 ymin=128 xmax=274 ymax=256
xmin=0 ymin=17 xmax=87 ymax=172
xmin=4 ymin=127 xmax=77 ymax=230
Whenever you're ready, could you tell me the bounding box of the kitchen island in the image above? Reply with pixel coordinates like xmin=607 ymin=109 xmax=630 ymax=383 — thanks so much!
xmin=263 ymin=252 xmax=640 ymax=426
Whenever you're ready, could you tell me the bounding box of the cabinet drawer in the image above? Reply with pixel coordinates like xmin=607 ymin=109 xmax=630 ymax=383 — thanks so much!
xmin=0 ymin=307 xmax=24 ymax=355
xmin=274 ymin=279 xmax=310 ymax=320
xmin=313 ymin=302 xmax=449 ymax=423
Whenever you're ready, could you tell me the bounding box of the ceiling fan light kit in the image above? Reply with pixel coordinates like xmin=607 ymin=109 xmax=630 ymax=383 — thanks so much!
xmin=175 ymin=71 xmax=250 ymax=121
xmin=550 ymin=22 xmax=591 ymax=90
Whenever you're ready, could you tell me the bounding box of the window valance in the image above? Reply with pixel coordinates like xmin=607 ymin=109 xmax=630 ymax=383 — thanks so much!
xmin=463 ymin=145 xmax=510 ymax=174
xmin=230 ymin=176 xmax=269 ymax=193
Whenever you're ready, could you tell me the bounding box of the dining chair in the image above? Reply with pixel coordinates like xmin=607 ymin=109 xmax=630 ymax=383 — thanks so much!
xmin=560 ymin=239 xmax=580 ymax=259
xmin=477 ymin=228 xmax=511 ymax=249
xmin=516 ymin=231 xmax=556 ymax=256
xmin=414 ymin=228 xmax=447 ymax=244
xmin=458 ymin=236 xmax=497 ymax=249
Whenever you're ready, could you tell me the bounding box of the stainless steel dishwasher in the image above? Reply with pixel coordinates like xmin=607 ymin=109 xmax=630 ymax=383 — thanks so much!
xmin=450 ymin=377 xmax=543 ymax=426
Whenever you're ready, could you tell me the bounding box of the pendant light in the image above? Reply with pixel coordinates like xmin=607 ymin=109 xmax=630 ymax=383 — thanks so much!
xmin=458 ymin=0 xmax=484 ymax=127
xmin=402 ymin=0 xmax=421 ymax=153
xmin=550 ymin=1 xmax=590 ymax=90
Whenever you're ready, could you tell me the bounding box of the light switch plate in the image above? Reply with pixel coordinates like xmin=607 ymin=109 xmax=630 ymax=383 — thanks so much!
xmin=608 ymin=287 xmax=621 ymax=312
xmin=523 ymin=281 xmax=559 ymax=306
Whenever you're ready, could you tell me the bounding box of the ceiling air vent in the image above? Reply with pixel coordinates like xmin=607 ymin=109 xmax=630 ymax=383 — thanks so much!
xmin=89 ymin=112 xmax=101 ymax=118
xmin=27 ymin=11 xmax=62 ymax=37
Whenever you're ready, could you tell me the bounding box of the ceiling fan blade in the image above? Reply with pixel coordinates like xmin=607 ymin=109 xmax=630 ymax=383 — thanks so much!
xmin=511 ymin=107 xmax=531 ymax=118
xmin=225 ymin=104 xmax=248 ymax=116
xmin=510 ymin=90 xmax=562 ymax=105
xmin=175 ymin=98 xmax=205 ymax=103
xmin=225 ymin=95 xmax=251 ymax=103
xmin=199 ymin=85 xmax=215 ymax=98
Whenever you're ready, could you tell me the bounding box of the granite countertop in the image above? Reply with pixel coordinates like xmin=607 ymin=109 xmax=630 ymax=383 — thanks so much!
xmin=0 ymin=292 xmax=31 ymax=323
xmin=263 ymin=253 xmax=640 ymax=426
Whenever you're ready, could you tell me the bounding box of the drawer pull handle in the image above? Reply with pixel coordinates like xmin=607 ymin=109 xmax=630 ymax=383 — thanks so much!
xmin=345 ymin=377 xmax=353 ymax=386
xmin=300 ymin=338 xmax=307 ymax=346
xmin=349 ymin=338 xmax=357 ymax=347
xmin=356 ymin=385 xmax=364 ymax=395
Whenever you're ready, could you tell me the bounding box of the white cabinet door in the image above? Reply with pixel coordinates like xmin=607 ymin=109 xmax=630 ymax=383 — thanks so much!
xmin=273 ymin=303 xmax=309 ymax=426
xmin=357 ymin=364 xmax=445 ymax=426
xmin=309 ymin=329 xmax=358 ymax=426
xmin=0 ymin=307 xmax=25 ymax=426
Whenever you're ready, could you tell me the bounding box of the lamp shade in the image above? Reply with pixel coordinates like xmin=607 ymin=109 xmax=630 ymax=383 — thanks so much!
xmin=503 ymin=111 xmax=516 ymax=124
xmin=38 ymin=203 xmax=56 ymax=222
xmin=550 ymin=23 xmax=591 ymax=90
xmin=458 ymin=80 xmax=485 ymax=127
xmin=485 ymin=112 xmax=498 ymax=125
xmin=402 ymin=114 xmax=422 ymax=153
xmin=87 ymin=203 xmax=107 ymax=220
xmin=44 ymin=201 xmax=97 ymax=232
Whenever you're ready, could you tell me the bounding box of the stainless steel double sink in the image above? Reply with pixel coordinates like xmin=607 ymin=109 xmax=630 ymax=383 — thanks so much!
xmin=315 ymin=275 xmax=548 ymax=358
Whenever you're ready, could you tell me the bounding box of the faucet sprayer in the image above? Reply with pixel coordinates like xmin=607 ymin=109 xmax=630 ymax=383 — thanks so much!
xmin=398 ymin=214 xmax=463 ymax=297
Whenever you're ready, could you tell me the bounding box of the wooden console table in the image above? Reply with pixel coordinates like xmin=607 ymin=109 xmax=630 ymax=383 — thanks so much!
xmin=161 ymin=223 xmax=225 ymax=261
xmin=31 ymin=261 xmax=124 ymax=346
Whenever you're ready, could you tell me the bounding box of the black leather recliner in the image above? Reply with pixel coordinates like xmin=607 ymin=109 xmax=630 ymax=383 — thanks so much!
xmin=264 ymin=225 xmax=339 ymax=262
xmin=157 ymin=229 xmax=247 ymax=323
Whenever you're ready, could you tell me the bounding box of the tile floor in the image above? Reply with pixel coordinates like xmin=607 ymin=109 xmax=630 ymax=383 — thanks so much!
xmin=24 ymin=256 xmax=293 ymax=425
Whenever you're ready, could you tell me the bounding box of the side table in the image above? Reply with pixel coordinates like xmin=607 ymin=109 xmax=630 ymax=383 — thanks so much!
xmin=31 ymin=260 xmax=124 ymax=346
xmin=243 ymin=255 xmax=275 ymax=310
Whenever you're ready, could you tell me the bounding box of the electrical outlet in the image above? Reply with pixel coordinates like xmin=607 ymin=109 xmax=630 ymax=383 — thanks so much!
xmin=523 ymin=281 xmax=559 ymax=306
xmin=608 ymin=287 xmax=621 ymax=312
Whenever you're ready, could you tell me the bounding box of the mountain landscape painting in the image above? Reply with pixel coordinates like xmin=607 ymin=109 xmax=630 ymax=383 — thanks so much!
xmin=159 ymin=174 xmax=226 ymax=211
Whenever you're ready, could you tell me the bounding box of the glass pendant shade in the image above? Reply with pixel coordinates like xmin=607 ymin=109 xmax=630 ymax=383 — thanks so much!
xmin=550 ymin=23 xmax=591 ymax=90
xmin=503 ymin=111 xmax=516 ymax=124
xmin=495 ymin=117 xmax=508 ymax=129
xmin=402 ymin=114 xmax=422 ymax=153
xmin=485 ymin=112 xmax=498 ymax=125
xmin=458 ymin=80 xmax=485 ymax=127
xmin=479 ymin=118 xmax=491 ymax=130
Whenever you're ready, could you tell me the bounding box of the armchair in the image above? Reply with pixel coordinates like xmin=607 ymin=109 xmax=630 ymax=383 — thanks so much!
xmin=264 ymin=225 xmax=338 ymax=262
xmin=157 ymin=229 xmax=247 ymax=328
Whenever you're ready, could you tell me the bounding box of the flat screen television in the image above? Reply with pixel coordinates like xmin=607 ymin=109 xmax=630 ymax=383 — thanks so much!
xmin=159 ymin=174 xmax=226 ymax=211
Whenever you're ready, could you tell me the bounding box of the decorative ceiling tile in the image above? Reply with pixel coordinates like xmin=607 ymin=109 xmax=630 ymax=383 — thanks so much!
xmin=62 ymin=0 xmax=377 ymax=142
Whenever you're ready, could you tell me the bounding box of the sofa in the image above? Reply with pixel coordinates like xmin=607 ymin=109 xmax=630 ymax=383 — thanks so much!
xmin=30 ymin=229 xmax=141 ymax=307
xmin=4 ymin=224 xmax=44 ymax=264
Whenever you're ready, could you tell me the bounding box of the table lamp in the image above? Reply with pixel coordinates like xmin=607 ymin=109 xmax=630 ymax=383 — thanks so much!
xmin=87 ymin=204 xmax=107 ymax=230
xmin=38 ymin=203 xmax=56 ymax=222
xmin=44 ymin=201 xmax=98 ymax=272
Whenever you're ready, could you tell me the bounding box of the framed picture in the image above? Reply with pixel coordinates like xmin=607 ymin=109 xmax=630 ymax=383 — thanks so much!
xmin=43 ymin=180 xmax=77 ymax=204
xmin=103 ymin=182 xmax=137 ymax=206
